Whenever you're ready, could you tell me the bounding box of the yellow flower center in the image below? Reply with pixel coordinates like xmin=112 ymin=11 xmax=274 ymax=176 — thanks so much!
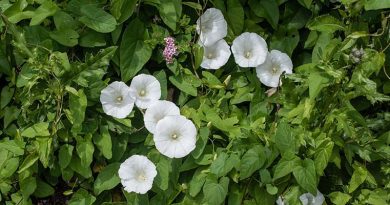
xmin=116 ymin=96 xmax=123 ymax=103
xmin=139 ymin=90 xmax=146 ymax=97
xmin=138 ymin=174 xmax=146 ymax=181
xmin=272 ymin=67 xmax=278 ymax=74
xmin=171 ymin=133 xmax=178 ymax=140
xmin=207 ymin=53 xmax=214 ymax=59
xmin=245 ymin=51 xmax=251 ymax=59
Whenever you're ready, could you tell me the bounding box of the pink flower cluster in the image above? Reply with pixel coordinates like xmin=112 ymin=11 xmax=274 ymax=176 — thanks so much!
xmin=163 ymin=37 xmax=177 ymax=64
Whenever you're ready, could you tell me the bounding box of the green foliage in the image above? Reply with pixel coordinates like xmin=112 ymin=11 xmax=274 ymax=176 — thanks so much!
xmin=0 ymin=0 xmax=389 ymax=204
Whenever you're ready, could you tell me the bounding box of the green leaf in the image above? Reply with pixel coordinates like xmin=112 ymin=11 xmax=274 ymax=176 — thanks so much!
xmin=155 ymin=157 xmax=170 ymax=191
xmin=308 ymin=72 xmax=330 ymax=99
xmin=53 ymin=11 xmax=79 ymax=30
xmin=348 ymin=164 xmax=367 ymax=193
xmin=364 ymin=0 xmax=390 ymax=10
xmin=79 ymin=29 xmax=106 ymax=48
xmin=273 ymin=154 xmax=300 ymax=180
xmin=20 ymin=177 xmax=37 ymax=197
xmin=50 ymin=29 xmax=79 ymax=47
xmin=158 ymin=0 xmax=181 ymax=31
xmin=33 ymin=179 xmax=55 ymax=198
xmin=69 ymin=189 xmax=96 ymax=205
xmin=189 ymin=168 xmax=207 ymax=197
xmin=0 ymin=140 xmax=24 ymax=156
xmin=226 ymin=0 xmax=244 ymax=34
xmin=274 ymin=121 xmax=295 ymax=156
xmin=69 ymin=155 xmax=92 ymax=178
xmin=203 ymin=176 xmax=229 ymax=205
xmin=314 ymin=139 xmax=334 ymax=175
xmin=297 ymin=0 xmax=312 ymax=9
xmin=293 ymin=159 xmax=317 ymax=194
xmin=66 ymin=88 xmax=87 ymax=134
xmin=191 ymin=127 xmax=210 ymax=159
xmin=210 ymin=152 xmax=239 ymax=178
xmin=76 ymin=137 xmax=94 ymax=167
xmin=0 ymin=157 xmax=19 ymax=178
xmin=93 ymin=125 xmax=112 ymax=159
xmin=169 ymin=75 xmax=198 ymax=96
xmin=79 ymin=5 xmax=117 ymax=33
xmin=21 ymin=122 xmax=50 ymax=138
xmin=94 ymin=163 xmax=121 ymax=195
xmin=240 ymin=145 xmax=266 ymax=179
xmin=1 ymin=86 xmax=14 ymax=109
xmin=329 ymin=192 xmax=351 ymax=205
xmin=110 ymin=0 xmax=138 ymax=23
xmin=249 ymin=0 xmax=279 ymax=29
xmin=18 ymin=153 xmax=39 ymax=173
xmin=30 ymin=1 xmax=58 ymax=26
xmin=307 ymin=14 xmax=345 ymax=33
xmin=120 ymin=19 xmax=152 ymax=82
xmin=59 ymin=144 xmax=74 ymax=169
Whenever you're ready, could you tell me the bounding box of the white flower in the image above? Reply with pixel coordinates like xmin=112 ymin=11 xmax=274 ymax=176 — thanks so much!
xmin=276 ymin=196 xmax=286 ymax=205
xmin=144 ymin=100 xmax=180 ymax=134
xmin=154 ymin=115 xmax=197 ymax=158
xmin=196 ymin=8 xmax=227 ymax=47
xmin=201 ymin=39 xmax=231 ymax=70
xmin=299 ymin=190 xmax=325 ymax=205
xmin=118 ymin=155 xmax=157 ymax=194
xmin=231 ymin=32 xmax=268 ymax=67
xmin=129 ymin=74 xmax=161 ymax=109
xmin=100 ymin=81 xmax=135 ymax=119
xmin=255 ymin=50 xmax=293 ymax=88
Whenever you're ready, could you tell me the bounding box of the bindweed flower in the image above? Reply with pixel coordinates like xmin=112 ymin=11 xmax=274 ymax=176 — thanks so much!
xmin=154 ymin=115 xmax=197 ymax=158
xmin=200 ymin=39 xmax=231 ymax=70
xmin=276 ymin=196 xmax=286 ymax=205
xmin=118 ymin=155 xmax=157 ymax=194
xmin=231 ymin=32 xmax=268 ymax=68
xmin=256 ymin=50 xmax=293 ymax=88
xmin=299 ymin=190 xmax=325 ymax=205
xmin=100 ymin=81 xmax=135 ymax=119
xmin=144 ymin=100 xmax=180 ymax=134
xmin=163 ymin=37 xmax=177 ymax=64
xmin=129 ymin=74 xmax=161 ymax=109
xmin=196 ymin=8 xmax=227 ymax=47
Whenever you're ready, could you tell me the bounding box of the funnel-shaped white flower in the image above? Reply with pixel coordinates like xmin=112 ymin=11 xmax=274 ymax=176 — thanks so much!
xmin=255 ymin=50 xmax=293 ymax=88
xmin=154 ymin=115 xmax=197 ymax=158
xmin=299 ymin=190 xmax=325 ymax=205
xmin=129 ymin=74 xmax=161 ymax=109
xmin=118 ymin=155 xmax=157 ymax=194
xmin=231 ymin=32 xmax=268 ymax=67
xmin=144 ymin=100 xmax=180 ymax=134
xmin=201 ymin=39 xmax=231 ymax=70
xmin=196 ymin=8 xmax=227 ymax=47
xmin=100 ymin=81 xmax=135 ymax=119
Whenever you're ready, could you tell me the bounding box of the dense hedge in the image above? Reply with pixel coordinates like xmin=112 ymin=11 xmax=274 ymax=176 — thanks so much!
xmin=0 ymin=0 xmax=389 ymax=204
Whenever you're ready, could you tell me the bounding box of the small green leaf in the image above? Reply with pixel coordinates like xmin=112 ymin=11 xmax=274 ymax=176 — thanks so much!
xmin=227 ymin=0 xmax=244 ymax=34
xmin=21 ymin=122 xmax=50 ymax=138
xmin=30 ymin=1 xmax=58 ymax=26
xmin=79 ymin=5 xmax=117 ymax=33
xmin=50 ymin=29 xmax=79 ymax=47
xmin=110 ymin=0 xmax=138 ymax=23
xmin=329 ymin=192 xmax=351 ymax=205
xmin=293 ymin=159 xmax=317 ymax=194
xmin=364 ymin=0 xmax=390 ymax=10
xmin=203 ymin=176 xmax=229 ymax=205
xmin=18 ymin=153 xmax=39 ymax=173
xmin=307 ymin=14 xmax=345 ymax=33
xmin=308 ymin=72 xmax=330 ymax=100
xmin=59 ymin=144 xmax=74 ymax=169
xmin=120 ymin=19 xmax=152 ymax=82
xmin=68 ymin=189 xmax=96 ymax=205
xmin=33 ymin=179 xmax=55 ymax=198
xmin=240 ymin=145 xmax=266 ymax=179
xmin=93 ymin=163 xmax=121 ymax=195
xmin=1 ymin=86 xmax=14 ymax=109
xmin=93 ymin=125 xmax=112 ymax=159
xmin=249 ymin=0 xmax=279 ymax=29
xmin=274 ymin=121 xmax=295 ymax=156
xmin=76 ymin=137 xmax=94 ymax=167
xmin=348 ymin=164 xmax=367 ymax=193
xmin=20 ymin=177 xmax=37 ymax=197
xmin=273 ymin=154 xmax=300 ymax=180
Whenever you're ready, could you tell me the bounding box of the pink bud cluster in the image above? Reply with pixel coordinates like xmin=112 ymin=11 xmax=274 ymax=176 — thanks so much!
xmin=163 ymin=37 xmax=177 ymax=64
